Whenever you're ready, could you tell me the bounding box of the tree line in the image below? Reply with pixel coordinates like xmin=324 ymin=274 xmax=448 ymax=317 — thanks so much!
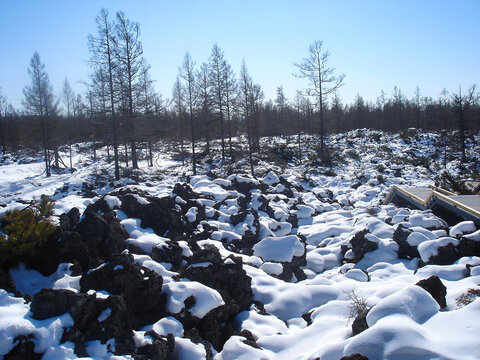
xmin=0 ymin=9 xmax=479 ymax=178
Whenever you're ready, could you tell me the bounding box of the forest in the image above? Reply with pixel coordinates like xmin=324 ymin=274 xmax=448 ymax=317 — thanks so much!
xmin=0 ymin=9 xmax=479 ymax=179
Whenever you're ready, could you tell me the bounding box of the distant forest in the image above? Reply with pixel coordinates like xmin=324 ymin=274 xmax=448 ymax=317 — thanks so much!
xmin=0 ymin=9 xmax=479 ymax=179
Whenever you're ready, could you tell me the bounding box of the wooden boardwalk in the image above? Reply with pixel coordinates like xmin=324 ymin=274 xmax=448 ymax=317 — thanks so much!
xmin=385 ymin=185 xmax=480 ymax=225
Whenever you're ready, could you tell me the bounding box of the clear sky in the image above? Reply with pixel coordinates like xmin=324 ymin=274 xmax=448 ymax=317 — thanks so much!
xmin=0 ymin=0 xmax=479 ymax=110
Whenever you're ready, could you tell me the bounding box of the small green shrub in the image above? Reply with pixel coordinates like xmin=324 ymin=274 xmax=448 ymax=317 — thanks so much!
xmin=0 ymin=197 xmax=56 ymax=269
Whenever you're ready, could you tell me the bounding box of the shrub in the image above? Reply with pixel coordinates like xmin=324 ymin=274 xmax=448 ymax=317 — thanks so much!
xmin=0 ymin=197 xmax=56 ymax=269
xmin=345 ymin=289 xmax=369 ymax=324
xmin=456 ymin=288 xmax=480 ymax=309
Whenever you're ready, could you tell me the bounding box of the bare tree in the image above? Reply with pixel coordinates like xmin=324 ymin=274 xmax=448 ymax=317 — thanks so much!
xmin=88 ymin=8 xmax=120 ymax=180
xmin=172 ymin=76 xmax=186 ymax=166
xmin=179 ymin=52 xmax=198 ymax=175
xmin=196 ymin=62 xmax=213 ymax=151
xmin=239 ymin=60 xmax=256 ymax=177
xmin=294 ymin=40 xmax=345 ymax=152
xmin=114 ymin=11 xmax=145 ymax=169
xmin=138 ymin=64 xmax=157 ymax=166
xmin=451 ymin=85 xmax=478 ymax=162
xmin=331 ymin=91 xmax=343 ymax=134
xmin=0 ymin=88 xmax=6 ymax=154
xmin=209 ymin=44 xmax=228 ymax=162
xmin=23 ymin=52 xmax=58 ymax=177
xmin=223 ymin=60 xmax=237 ymax=160
xmin=62 ymin=78 xmax=76 ymax=172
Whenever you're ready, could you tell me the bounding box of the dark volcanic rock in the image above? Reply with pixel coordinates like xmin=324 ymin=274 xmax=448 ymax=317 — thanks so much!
xmin=423 ymin=243 xmax=459 ymax=266
xmin=152 ymin=241 xmax=184 ymax=269
xmin=344 ymin=229 xmax=377 ymax=263
xmin=416 ymin=276 xmax=447 ymax=308
xmin=392 ymin=225 xmax=420 ymax=259
xmin=0 ymin=267 xmax=15 ymax=293
xmin=59 ymin=207 xmax=81 ymax=232
xmin=136 ymin=339 xmax=172 ymax=360
xmin=74 ymin=202 xmax=129 ymax=259
xmin=80 ymin=253 xmax=166 ymax=328
xmin=118 ymin=191 xmax=185 ymax=240
xmin=5 ymin=335 xmax=41 ymax=360
xmin=352 ymin=308 xmax=370 ymax=336
xmin=177 ymin=250 xmax=253 ymax=350
xmin=182 ymin=252 xmax=252 ymax=311
xmin=341 ymin=354 xmax=369 ymax=360
xmin=236 ymin=329 xmax=262 ymax=349
xmin=27 ymin=199 xmax=128 ymax=276
xmin=31 ymin=289 xmax=89 ymax=320
xmin=458 ymin=237 xmax=480 ymax=259
xmin=31 ymin=288 xmax=134 ymax=355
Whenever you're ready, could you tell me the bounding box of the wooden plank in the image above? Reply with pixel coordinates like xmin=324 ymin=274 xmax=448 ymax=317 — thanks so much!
xmin=403 ymin=187 xmax=433 ymax=203
xmin=385 ymin=186 xmax=480 ymax=224
xmin=448 ymin=195 xmax=480 ymax=212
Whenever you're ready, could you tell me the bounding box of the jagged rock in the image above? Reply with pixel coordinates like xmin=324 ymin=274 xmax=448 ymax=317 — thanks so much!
xmin=152 ymin=240 xmax=184 ymax=269
xmin=118 ymin=191 xmax=185 ymax=240
xmin=345 ymin=229 xmax=377 ymax=263
xmin=178 ymin=252 xmax=253 ymax=350
xmin=341 ymin=354 xmax=369 ymax=360
xmin=173 ymin=182 xmax=197 ymax=202
xmin=58 ymin=213 xmax=70 ymax=232
xmin=236 ymin=329 xmax=262 ymax=349
xmin=393 ymin=225 xmax=419 ymax=259
xmin=136 ymin=333 xmax=174 ymax=360
xmin=54 ymin=231 xmax=95 ymax=275
xmin=63 ymin=294 xmax=134 ymax=354
xmin=229 ymin=233 xmax=258 ymax=255
xmin=0 ymin=267 xmax=15 ymax=292
xmin=182 ymin=253 xmax=252 ymax=311
xmin=5 ymin=335 xmax=41 ymax=360
xmin=424 ymin=243 xmax=459 ymax=266
xmin=302 ymin=311 xmax=313 ymax=326
xmin=31 ymin=289 xmax=89 ymax=320
xmin=278 ymin=253 xmax=307 ymax=282
xmin=458 ymin=237 xmax=480 ymax=259
xmin=80 ymin=253 xmax=166 ymax=328
xmin=188 ymin=244 xmax=223 ymax=264
xmin=31 ymin=288 xmax=134 ymax=355
xmin=73 ymin=201 xmax=129 ymax=263
xmin=230 ymin=177 xmax=260 ymax=194
xmin=67 ymin=207 xmax=80 ymax=228
xmin=59 ymin=207 xmax=81 ymax=232
xmin=352 ymin=308 xmax=370 ymax=336
xmin=416 ymin=276 xmax=447 ymax=308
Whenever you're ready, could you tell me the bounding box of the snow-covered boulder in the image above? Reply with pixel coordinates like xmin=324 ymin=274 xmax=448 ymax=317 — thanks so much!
xmin=366 ymin=285 xmax=439 ymax=327
xmin=253 ymin=235 xmax=304 ymax=263
xmin=449 ymin=221 xmax=476 ymax=238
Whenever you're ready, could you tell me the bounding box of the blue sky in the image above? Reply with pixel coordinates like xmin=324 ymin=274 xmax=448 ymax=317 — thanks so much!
xmin=0 ymin=0 xmax=479 ymax=110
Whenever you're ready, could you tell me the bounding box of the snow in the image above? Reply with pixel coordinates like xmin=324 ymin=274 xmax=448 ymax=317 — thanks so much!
xmin=253 ymin=235 xmax=304 ymax=262
xmin=9 ymin=263 xmax=80 ymax=296
xmin=174 ymin=337 xmax=207 ymax=360
xmin=366 ymin=285 xmax=439 ymax=327
xmin=464 ymin=229 xmax=480 ymax=241
xmin=449 ymin=220 xmax=476 ymax=238
xmin=148 ymin=316 xmax=184 ymax=337
xmin=418 ymin=237 xmax=459 ymax=262
xmin=163 ymin=280 xmax=225 ymax=318
xmin=1 ymin=130 xmax=480 ymax=359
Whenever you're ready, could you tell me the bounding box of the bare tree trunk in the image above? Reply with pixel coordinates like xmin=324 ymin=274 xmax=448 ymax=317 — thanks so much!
xmin=124 ymin=143 xmax=129 ymax=167
xmin=148 ymin=140 xmax=153 ymax=167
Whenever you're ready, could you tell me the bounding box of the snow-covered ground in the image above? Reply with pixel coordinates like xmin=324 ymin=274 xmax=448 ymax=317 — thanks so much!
xmin=1 ymin=129 xmax=479 ymax=359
